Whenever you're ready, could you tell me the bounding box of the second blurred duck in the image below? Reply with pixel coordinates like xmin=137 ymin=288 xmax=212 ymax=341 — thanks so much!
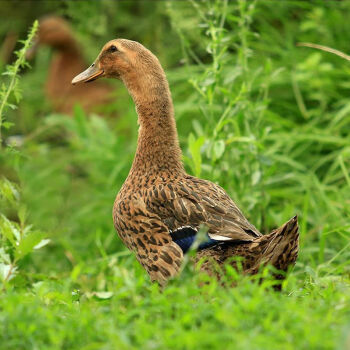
xmin=28 ymin=16 xmax=115 ymax=115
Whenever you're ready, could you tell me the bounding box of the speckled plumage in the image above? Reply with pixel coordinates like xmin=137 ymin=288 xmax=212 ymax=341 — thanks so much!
xmin=196 ymin=215 xmax=299 ymax=283
xmin=72 ymin=39 xmax=299 ymax=286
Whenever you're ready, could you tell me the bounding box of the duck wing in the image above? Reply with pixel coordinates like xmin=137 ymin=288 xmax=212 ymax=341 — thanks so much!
xmin=148 ymin=175 xmax=262 ymax=243
xmin=113 ymin=196 xmax=184 ymax=285
xmin=113 ymin=176 xmax=261 ymax=285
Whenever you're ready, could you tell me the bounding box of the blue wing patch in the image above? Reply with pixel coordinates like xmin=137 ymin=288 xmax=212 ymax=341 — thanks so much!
xmin=170 ymin=226 xmax=221 ymax=254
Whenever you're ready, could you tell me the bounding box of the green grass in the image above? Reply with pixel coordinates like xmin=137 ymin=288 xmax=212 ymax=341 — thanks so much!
xmin=1 ymin=1 xmax=350 ymax=349
xmin=1 ymin=274 xmax=349 ymax=350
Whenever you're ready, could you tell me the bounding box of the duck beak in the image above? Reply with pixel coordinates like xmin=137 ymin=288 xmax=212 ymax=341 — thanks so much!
xmin=71 ymin=62 xmax=104 ymax=85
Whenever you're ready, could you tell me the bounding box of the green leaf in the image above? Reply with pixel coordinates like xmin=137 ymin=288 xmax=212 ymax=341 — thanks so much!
xmin=0 ymin=247 xmax=11 ymax=264
xmin=252 ymin=170 xmax=261 ymax=185
xmin=34 ymin=239 xmax=51 ymax=250
xmin=0 ymin=178 xmax=20 ymax=204
xmin=7 ymin=104 xmax=18 ymax=110
xmin=0 ymin=263 xmax=16 ymax=282
xmin=0 ymin=214 xmax=20 ymax=245
xmin=3 ymin=121 xmax=14 ymax=129
xmin=94 ymin=291 xmax=114 ymax=299
xmin=18 ymin=206 xmax=27 ymax=226
xmin=15 ymin=231 xmax=46 ymax=260
xmin=213 ymin=140 xmax=225 ymax=159
xmin=188 ymin=133 xmax=205 ymax=177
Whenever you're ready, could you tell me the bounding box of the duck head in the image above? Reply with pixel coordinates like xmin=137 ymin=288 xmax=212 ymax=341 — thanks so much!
xmin=71 ymin=39 xmax=163 ymax=86
xmin=38 ymin=16 xmax=75 ymax=48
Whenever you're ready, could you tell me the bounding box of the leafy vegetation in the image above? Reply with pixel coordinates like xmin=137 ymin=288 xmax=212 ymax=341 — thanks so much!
xmin=0 ymin=20 xmax=50 ymax=290
xmin=0 ymin=1 xmax=349 ymax=349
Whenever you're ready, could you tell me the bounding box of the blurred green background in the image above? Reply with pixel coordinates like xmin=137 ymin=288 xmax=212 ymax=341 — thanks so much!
xmin=0 ymin=1 xmax=349 ymax=349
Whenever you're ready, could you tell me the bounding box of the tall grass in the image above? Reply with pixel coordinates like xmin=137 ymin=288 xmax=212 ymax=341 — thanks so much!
xmin=168 ymin=0 xmax=350 ymax=269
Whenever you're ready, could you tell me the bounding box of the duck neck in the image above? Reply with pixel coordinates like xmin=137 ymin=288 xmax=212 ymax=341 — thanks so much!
xmin=124 ymin=71 xmax=185 ymax=179
xmin=48 ymin=40 xmax=85 ymax=96
xmin=56 ymin=40 xmax=86 ymax=69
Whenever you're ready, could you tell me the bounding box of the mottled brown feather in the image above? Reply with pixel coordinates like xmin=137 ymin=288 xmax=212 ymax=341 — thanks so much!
xmin=74 ymin=39 xmax=299 ymax=286
xmin=196 ymin=215 xmax=299 ymax=281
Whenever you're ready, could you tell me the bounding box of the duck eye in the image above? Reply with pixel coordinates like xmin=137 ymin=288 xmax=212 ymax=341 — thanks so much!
xmin=110 ymin=45 xmax=118 ymax=52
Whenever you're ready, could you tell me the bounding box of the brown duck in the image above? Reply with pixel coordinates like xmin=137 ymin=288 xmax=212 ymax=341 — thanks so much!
xmin=29 ymin=16 xmax=114 ymax=115
xmin=72 ymin=39 xmax=299 ymax=286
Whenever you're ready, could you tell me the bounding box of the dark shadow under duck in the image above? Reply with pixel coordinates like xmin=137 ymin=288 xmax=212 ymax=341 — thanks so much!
xmin=72 ymin=39 xmax=299 ymax=286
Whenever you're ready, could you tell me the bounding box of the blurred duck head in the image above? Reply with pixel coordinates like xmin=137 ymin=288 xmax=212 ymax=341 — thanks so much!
xmin=26 ymin=16 xmax=77 ymax=59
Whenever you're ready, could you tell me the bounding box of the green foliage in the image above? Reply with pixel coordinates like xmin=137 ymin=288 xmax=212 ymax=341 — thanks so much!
xmin=0 ymin=20 xmax=49 ymax=291
xmin=0 ymin=20 xmax=38 ymax=145
xmin=1 ymin=274 xmax=350 ymax=350
xmin=0 ymin=1 xmax=350 ymax=349
xmin=0 ymin=177 xmax=49 ymax=288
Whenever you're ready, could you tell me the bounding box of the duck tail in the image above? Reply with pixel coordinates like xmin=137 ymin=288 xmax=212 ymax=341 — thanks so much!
xmin=248 ymin=215 xmax=299 ymax=274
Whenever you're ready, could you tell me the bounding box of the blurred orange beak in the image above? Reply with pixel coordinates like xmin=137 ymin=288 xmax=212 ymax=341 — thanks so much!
xmin=71 ymin=62 xmax=104 ymax=85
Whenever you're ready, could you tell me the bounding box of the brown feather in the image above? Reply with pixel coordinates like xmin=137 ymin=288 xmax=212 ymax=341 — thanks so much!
xmin=196 ymin=216 xmax=299 ymax=281
xmin=74 ymin=39 xmax=299 ymax=286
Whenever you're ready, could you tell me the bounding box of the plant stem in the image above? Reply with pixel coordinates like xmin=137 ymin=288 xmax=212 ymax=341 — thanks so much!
xmin=2 ymin=262 xmax=15 ymax=292
xmin=0 ymin=20 xmax=38 ymax=148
